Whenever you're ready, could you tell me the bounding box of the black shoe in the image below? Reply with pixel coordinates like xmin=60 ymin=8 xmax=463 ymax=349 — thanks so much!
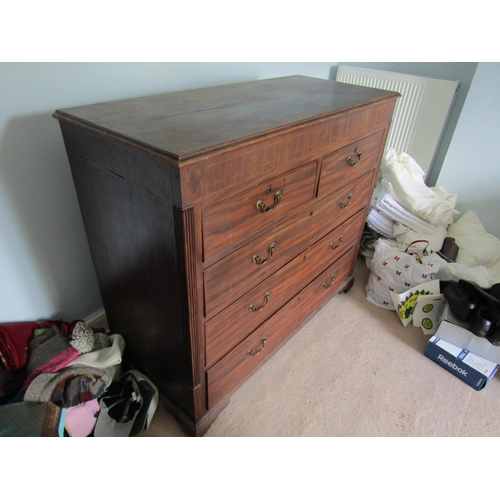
xmin=487 ymin=323 xmax=500 ymax=346
xmin=444 ymin=280 xmax=500 ymax=337
xmin=471 ymin=306 xmax=498 ymax=338
xmin=443 ymin=281 xmax=480 ymax=321
xmin=489 ymin=283 xmax=500 ymax=302
xmin=461 ymin=280 xmax=500 ymax=336
xmin=459 ymin=280 xmax=500 ymax=309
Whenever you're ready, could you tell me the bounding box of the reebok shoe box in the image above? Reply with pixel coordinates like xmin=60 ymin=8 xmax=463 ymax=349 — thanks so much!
xmin=424 ymin=336 xmax=498 ymax=391
xmin=435 ymin=303 xmax=500 ymax=364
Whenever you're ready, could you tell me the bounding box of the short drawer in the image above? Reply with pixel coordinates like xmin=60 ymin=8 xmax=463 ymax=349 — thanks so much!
xmin=204 ymin=209 xmax=365 ymax=366
xmin=203 ymin=170 xmax=374 ymax=317
xmin=318 ymin=130 xmax=384 ymax=197
xmin=206 ymin=246 xmax=356 ymax=409
xmin=202 ymin=160 xmax=317 ymax=262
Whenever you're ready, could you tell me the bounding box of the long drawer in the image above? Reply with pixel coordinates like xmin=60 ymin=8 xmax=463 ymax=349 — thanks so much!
xmin=204 ymin=209 xmax=365 ymax=366
xmin=202 ymin=160 xmax=317 ymax=262
xmin=203 ymin=170 xmax=374 ymax=317
xmin=318 ymin=130 xmax=384 ymax=197
xmin=206 ymin=246 xmax=357 ymax=409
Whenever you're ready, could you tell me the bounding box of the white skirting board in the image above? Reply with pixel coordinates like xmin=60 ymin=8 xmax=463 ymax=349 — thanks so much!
xmin=84 ymin=308 xmax=109 ymax=330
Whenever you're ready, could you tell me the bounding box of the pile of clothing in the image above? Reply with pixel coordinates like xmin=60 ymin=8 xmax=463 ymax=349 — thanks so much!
xmin=0 ymin=320 xmax=158 ymax=437
xmin=365 ymin=148 xmax=458 ymax=255
xmin=363 ymin=149 xmax=500 ymax=310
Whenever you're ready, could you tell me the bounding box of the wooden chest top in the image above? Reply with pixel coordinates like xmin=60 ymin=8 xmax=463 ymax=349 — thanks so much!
xmin=53 ymin=75 xmax=399 ymax=161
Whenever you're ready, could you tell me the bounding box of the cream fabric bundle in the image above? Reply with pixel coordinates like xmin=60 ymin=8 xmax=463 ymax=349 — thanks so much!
xmin=379 ymin=149 xmax=459 ymax=226
xmin=68 ymin=334 xmax=125 ymax=369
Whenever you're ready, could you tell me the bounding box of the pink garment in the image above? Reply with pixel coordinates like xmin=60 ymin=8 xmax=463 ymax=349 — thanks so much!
xmin=64 ymin=399 xmax=100 ymax=437
xmin=21 ymin=346 xmax=80 ymax=391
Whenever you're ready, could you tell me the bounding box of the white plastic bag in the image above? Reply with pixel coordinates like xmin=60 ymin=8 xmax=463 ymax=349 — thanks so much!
xmin=436 ymin=261 xmax=494 ymax=289
xmin=366 ymin=239 xmax=442 ymax=310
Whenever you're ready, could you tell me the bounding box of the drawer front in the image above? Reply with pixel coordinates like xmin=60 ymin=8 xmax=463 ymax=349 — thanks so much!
xmin=206 ymin=246 xmax=356 ymax=409
xmin=202 ymin=161 xmax=317 ymax=262
xmin=204 ymin=209 xmax=365 ymax=366
xmin=318 ymin=130 xmax=384 ymax=197
xmin=203 ymin=170 xmax=374 ymax=317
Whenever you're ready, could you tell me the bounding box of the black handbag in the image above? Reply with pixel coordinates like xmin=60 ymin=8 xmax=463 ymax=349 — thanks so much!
xmin=436 ymin=236 xmax=459 ymax=263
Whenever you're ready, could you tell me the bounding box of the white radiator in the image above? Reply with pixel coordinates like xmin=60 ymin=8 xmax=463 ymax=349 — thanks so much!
xmin=336 ymin=65 xmax=460 ymax=176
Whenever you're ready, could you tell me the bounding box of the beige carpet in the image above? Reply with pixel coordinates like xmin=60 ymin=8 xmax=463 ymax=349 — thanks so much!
xmin=141 ymin=255 xmax=500 ymax=438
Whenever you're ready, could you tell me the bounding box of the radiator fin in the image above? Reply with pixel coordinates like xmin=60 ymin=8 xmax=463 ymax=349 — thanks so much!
xmin=336 ymin=66 xmax=459 ymax=176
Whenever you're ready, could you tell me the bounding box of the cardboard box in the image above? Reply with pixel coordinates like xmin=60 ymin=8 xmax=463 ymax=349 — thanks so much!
xmin=424 ymin=336 xmax=498 ymax=391
xmin=434 ymin=303 xmax=500 ymax=364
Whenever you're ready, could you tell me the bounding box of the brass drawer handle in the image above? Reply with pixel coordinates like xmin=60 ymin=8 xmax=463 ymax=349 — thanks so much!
xmin=347 ymin=151 xmax=363 ymax=167
xmin=322 ymin=274 xmax=337 ymax=289
xmin=256 ymin=190 xmax=282 ymax=213
xmin=330 ymin=235 xmax=344 ymax=250
xmin=252 ymin=242 xmax=276 ymax=266
xmin=249 ymin=291 xmax=272 ymax=312
xmin=248 ymin=336 xmax=267 ymax=356
xmin=339 ymin=194 xmax=353 ymax=209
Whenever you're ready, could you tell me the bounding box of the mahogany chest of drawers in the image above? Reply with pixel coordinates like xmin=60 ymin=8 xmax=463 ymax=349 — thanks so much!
xmin=54 ymin=76 xmax=398 ymax=436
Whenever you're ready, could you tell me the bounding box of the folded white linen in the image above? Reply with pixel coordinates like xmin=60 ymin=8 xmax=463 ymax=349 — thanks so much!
xmin=376 ymin=191 xmax=436 ymax=235
xmin=366 ymin=208 xmax=394 ymax=238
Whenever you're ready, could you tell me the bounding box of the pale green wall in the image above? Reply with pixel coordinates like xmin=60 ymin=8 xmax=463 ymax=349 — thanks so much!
xmin=0 ymin=62 xmax=337 ymax=322
xmin=436 ymin=62 xmax=500 ymax=238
